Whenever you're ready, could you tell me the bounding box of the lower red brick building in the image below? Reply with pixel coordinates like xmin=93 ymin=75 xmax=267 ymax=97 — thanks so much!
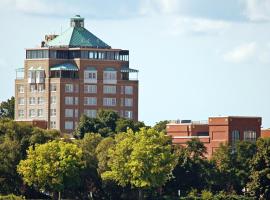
xmin=261 ymin=129 xmax=270 ymax=138
xmin=167 ymin=116 xmax=262 ymax=158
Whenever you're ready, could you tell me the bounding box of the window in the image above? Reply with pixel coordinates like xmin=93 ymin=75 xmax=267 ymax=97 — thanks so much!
xmin=29 ymin=85 xmax=36 ymax=93
xmin=232 ymin=130 xmax=240 ymax=145
xmin=29 ymin=109 xmax=36 ymax=117
xmin=65 ymin=121 xmax=73 ymax=130
xmin=84 ymin=97 xmax=97 ymax=105
xmin=121 ymin=86 xmax=124 ymax=94
xmin=103 ymin=69 xmax=117 ymax=84
xmin=50 ymin=83 xmax=57 ymax=92
xmin=74 ymin=109 xmax=78 ymax=118
xmin=51 ymin=96 xmax=56 ymax=104
xmin=36 ymin=71 xmax=45 ymax=83
xmin=38 ymin=97 xmax=44 ymax=105
xmin=65 ymin=84 xmax=73 ymax=93
xmin=37 ymin=109 xmax=43 ymax=117
xmin=244 ymin=130 xmax=256 ymax=142
xmin=28 ymin=71 xmax=35 ymax=83
xmin=124 ymin=111 xmax=133 ymax=119
xmin=18 ymin=85 xmax=24 ymax=93
xmin=125 ymin=86 xmax=133 ymax=94
xmin=29 ymin=97 xmax=35 ymax=105
xmin=50 ymin=109 xmax=56 ymax=117
xmin=38 ymin=84 xmax=45 ymax=92
xmin=124 ymin=98 xmax=133 ymax=107
xmin=103 ymin=98 xmax=117 ymax=106
xmin=18 ymin=110 xmax=24 ymax=118
xmin=84 ymin=109 xmax=97 ymax=118
xmin=50 ymin=121 xmax=56 ymax=129
xmin=18 ymin=98 xmax=25 ymax=105
xmin=84 ymin=67 xmax=97 ymax=83
xmin=65 ymin=97 xmax=73 ymax=105
xmin=74 ymin=97 xmax=79 ymax=105
xmin=84 ymin=85 xmax=97 ymax=93
xmin=65 ymin=109 xmax=73 ymax=118
xmin=103 ymin=85 xmax=116 ymax=94
xmin=89 ymin=51 xmax=97 ymax=59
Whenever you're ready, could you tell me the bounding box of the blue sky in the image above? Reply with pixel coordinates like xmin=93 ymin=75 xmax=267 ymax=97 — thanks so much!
xmin=0 ymin=0 xmax=269 ymax=127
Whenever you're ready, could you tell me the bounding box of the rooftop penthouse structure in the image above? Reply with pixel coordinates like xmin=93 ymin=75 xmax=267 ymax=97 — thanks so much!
xmin=14 ymin=15 xmax=139 ymax=133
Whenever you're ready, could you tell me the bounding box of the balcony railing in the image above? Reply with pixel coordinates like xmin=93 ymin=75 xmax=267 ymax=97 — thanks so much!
xmin=15 ymin=68 xmax=24 ymax=79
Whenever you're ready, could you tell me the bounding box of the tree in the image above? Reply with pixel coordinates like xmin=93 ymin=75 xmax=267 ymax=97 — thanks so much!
xmin=17 ymin=140 xmax=85 ymax=199
xmin=101 ymin=128 xmax=178 ymax=199
xmin=97 ymin=109 xmax=119 ymax=132
xmin=0 ymin=97 xmax=15 ymax=119
xmin=115 ymin=118 xmax=146 ymax=133
xmin=247 ymin=138 xmax=270 ymax=199
xmin=212 ymin=141 xmax=256 ymax=194
xmin=164 ymin=138 xmax=214 ymax=196
xmin=152 ymin=120 xmax=169 ymax=133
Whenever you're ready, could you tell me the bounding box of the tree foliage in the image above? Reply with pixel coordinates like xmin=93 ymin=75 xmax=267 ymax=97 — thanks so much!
xmin=247 ymin=138 xmax=270 ymax=199
xmin=17 ymin=140 xmax=85 ymax=195
xmin=101 ymin=128 xmax=178 ymax=189
xmin=0 ymin=97 xmax=15 ymax=119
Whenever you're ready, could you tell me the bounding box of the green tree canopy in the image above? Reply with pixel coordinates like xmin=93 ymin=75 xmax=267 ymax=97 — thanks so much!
xmin=0 ymin=97 xmax=15 ymax=119
xmin=152 ymin=120 xmax=169 ymax=133
xmin=247 ymin=138 xmax=270 ymax=199
xmin=17 ymin=140 xmax=85 ymax=197
xmin=101 ymin=128 xmax=178 ymax=191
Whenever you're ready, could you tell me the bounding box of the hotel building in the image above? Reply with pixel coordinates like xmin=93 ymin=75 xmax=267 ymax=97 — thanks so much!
xmin=14 ymin=15 xmax=139 ymax=133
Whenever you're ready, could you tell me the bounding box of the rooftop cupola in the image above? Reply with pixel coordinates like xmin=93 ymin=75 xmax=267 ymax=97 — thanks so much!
xmin=70 ymin=15 xmax=84 ymax=28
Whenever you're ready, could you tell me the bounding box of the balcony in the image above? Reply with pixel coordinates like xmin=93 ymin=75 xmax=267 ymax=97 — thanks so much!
xmin=15 ymin=68 xmax=24 ymax=80
xmin=120 ymin=67 xmax=138 ymax=81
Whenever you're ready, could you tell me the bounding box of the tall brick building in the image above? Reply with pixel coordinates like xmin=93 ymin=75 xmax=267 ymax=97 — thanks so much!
xmin=14 ymin=15 xmax=139 ymax=133
xmin=167 ymin=116 xmax=262 ymax=157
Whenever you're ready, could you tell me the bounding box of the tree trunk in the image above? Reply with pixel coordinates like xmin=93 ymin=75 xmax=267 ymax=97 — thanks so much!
xmin=138 ymin=189 xmax=143 ymax=200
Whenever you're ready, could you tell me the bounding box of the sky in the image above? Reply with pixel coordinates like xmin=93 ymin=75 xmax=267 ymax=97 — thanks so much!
xmin=0 ymin=0 xmax=269 ymax=127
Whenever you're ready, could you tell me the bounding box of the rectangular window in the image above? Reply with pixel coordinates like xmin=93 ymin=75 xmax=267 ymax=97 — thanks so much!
xmin=51 ymin=96 xmax=56 ymax=104
xmin=65 ymin=121 xmax=73 ymax=130
xmin=74 ymin=97 xmax=79 ymax=105
xmin=125 ymin=86 xmax=133 ymax=95
xmin=103 ymin=71 xmax=117 ymax=84
xmin=103 ymin=98 xmax=117 ymax=106
xmin=244 ymin=130 xmax=257 ymax=142
xmin=29 ymin=109 xmax=36 ymax=117
xmin=50 ymin=109 xmax=56 ymax=117
xmin=103 ymin=85 xmax=116 ymax=94
xmin=124 ymin=98 xmax=133 ymax=107
xmin=65 ymin=109 xmax=73 ymax=118
xmin=89 ymin=51 xmax=97 ymax=59
xmin=37 ymin=97 xmax=44 ymax=105
xmin=65 ymin=97 xmax=73 ymax=105
xmin=84 ymin=85 xmax=97 ymax=93
xmin=65 ymin=84 xmax=73 ymax=93
xmin=84 ymin=109 xmax=97 ymax=118
xmin=50 ymin=121 xmax=56 ymax=129
xmin=18 ymin=98 xmax=25 ymax=105
xmin=232 ymin=130 xmax=240 ymax=145
xmin=124 ymin=111 xmax=133 ymax=119
xmin=84 ymin=71 xmax=97 ymax=83
xmin=28 ymin=71 xmax=35 ymax=83
xmin=29 ymin=85 xmax=36 ymax=93
xmin=50 ymin=83 xmax=57 ymax=92
xmin=74 ymin=109 xmax=78 ymax=118
xmin=29 ymin=97 xmax=35 ymax=105
xmin=84 ymin=97 xmax=97 ymax=105
xmin=18 ymin=110 xmax=24 ymax=118
xmin=18 ymin=85 xmax=24 ymax=93
xmin=38 ymin=84 xmax=45 ymax=92
xmin=37 ymin=109 xmax=43 ymax=117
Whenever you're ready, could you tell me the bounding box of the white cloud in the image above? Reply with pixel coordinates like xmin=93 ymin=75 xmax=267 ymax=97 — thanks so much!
xmin=169 ymin=17 xmax=231 ymax=36
xmin=244 ymin=0 xmax=270 ymax=21
xmin=139 ymin=0 xmax=182 ymax=16
xmin=223 ymin=42 xmax=257 ymax=63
